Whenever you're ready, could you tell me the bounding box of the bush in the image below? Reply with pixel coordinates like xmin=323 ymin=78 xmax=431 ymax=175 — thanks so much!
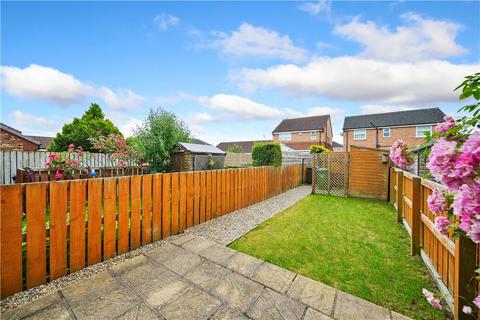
xmin=308 ymin=144 xmax=331 ymax=154
xmin=133 ymin=108 xmax=190 ymax=173
xmin=252 ymin=142 xmax=282 ymax=167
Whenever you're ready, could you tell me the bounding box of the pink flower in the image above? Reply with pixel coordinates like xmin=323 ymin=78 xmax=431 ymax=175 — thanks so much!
xmin=473 ymin=296 xmax=480 ymax=309
xmin=427 ymin=138 xmax=462 ymax=189
xmin=422 ymin=289 xmax=442 ymax=310
xmin=461 ymin=131 xmax=480 ymax=163
xmin=55 ymin=171 xmax=63 ymax=180
xmin=69 ymin=143 xmax=75 ymax=149
xmin=48 ymin=153 xmax=58 ymax=160
xmin=46 ymin=161 xmax=51 ymax=167
xmin=463 ymin=306 xmax=472 ymax=314
xmin=427 ymin=189 xmax=447 ymax=214
xmin=435 ymin=116 xmax=456 ymax=134
xmin=453 ymin=181 xmax=480 ymax=243
xmin=71 ymin=160 xmax=79 ymax=167
xmin=434 ymin=216 xmax=450 ymax=235
xmin=389 ymin=139 xmax=413 ymax=169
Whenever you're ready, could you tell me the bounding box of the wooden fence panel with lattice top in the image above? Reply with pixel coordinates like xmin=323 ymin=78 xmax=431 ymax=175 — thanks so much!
xmin=312 ymin=152 xmax=349 ymax=196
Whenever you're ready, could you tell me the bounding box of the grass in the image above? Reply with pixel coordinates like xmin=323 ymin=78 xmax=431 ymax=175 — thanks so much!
xmin=228 ymin=195 xmax=450 ymax=320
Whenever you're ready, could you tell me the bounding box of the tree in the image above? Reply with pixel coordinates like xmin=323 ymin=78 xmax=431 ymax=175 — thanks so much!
xmin=133 ymin=108 xmax=190 ymax=173
xmin=49 ymin=103 xmax=122 ymax=152
xmin=226 ymin=144 xmax=244 ymax=153
xmin=252 ymin=142 xmax=282 ymax=167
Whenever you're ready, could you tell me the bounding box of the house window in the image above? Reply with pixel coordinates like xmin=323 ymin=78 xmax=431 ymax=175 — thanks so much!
xmin=353 ymin=129 xmax=366 ymax=140
xmin=416 ymin=125 xmax=432 ymax=138
xmin=310 ymin=131 xmax=317 ymax=140
xmin=383 ymin=128 xmax=391 ymax=138
xmin=279 ymin=133 xmax=292 ymax=141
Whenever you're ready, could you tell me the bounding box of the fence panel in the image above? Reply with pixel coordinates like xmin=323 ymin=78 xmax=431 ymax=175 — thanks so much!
xmin=312 ymin=152 xmax=349 ymax=196
xmin=0 ymin=165 xmax=303 ymax=299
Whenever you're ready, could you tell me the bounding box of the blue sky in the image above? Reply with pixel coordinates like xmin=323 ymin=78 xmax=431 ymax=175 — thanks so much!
xmin=1 ymin=1 xmax=479 ymax=144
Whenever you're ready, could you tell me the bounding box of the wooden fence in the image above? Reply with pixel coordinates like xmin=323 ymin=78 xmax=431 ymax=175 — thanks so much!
xmin=0 ymin=150 xmax=141 ymax=185
xmin=0 ymin=165 xmax=303 ymax=299
xmin=390 ymin=168 xmax=476 ymax=319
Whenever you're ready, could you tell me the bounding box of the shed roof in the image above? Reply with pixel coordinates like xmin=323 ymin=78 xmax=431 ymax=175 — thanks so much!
xmin=343 ymin=108 xmax=445 ymax=130
xmin=216 ymin=140 xmax=272 ymax=153
xmin=179 ymin=142 xmax=226 ymax=155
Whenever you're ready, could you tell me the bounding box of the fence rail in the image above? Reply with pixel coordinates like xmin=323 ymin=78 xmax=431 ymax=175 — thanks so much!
xmin=0 ymin=150 xmax=140 ymax=185
xmin=0 ymin=164 xmax=303 ymax=299
xmin=390 ymin=168 xmax=476 ymax=319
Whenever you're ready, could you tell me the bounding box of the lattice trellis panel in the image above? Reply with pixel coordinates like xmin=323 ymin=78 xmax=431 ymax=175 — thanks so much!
xmin=312 ymin=153 xmax=349 ymax=196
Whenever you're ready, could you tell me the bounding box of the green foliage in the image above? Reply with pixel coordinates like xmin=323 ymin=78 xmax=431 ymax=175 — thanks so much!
xmin=226 ymin=144 xmax=244 ymax=153
xmin=455 ymin=72 xmax=480 ymax=130
xmin=252 ymin=142 xmax=282 ymax=167
xmin=133 ymin=108 xmax=190 ymax=173
xmin=308 ymin=144 xmax=331 ymax=154
xmin=49 ymin=103 xmax=121 ymax=152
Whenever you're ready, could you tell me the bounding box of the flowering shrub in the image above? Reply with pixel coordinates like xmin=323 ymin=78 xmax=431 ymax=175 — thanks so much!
xmin=422 ymin=289 xmax=443 ymax=310
xmin=45 ymin=144 xmax=83 ymax=179
xmin=389 ymin=139 xmax=413 ymax=168
xmin=308 ymin=145 xmax=331 ymax=154
xmin=89 ymin=131 xmax=142 ymax=169
xmin=391 ymin=73 xmax=480 ymax=314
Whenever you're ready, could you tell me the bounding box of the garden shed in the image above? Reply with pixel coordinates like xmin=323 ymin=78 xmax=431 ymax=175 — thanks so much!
xmin=171 ymin=142 xmax=226 ymax=171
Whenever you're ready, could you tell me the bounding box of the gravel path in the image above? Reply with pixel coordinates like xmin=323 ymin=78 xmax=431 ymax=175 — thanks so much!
xmin=0 ymin=185 xmax=311 ymax=312
xmin=181 ymin=185 xmax=311 ymax=245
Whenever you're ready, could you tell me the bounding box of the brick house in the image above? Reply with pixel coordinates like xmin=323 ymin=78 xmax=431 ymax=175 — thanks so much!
xmin=0 ymin=123 xmax=42 ymax=151
xmin=272 ymin=115 xmax=333 ymax=150
xmin=342 ymin=108 xmax=446 ymax=151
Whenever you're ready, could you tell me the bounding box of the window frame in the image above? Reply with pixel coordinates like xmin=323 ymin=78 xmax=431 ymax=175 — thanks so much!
xmin=310 ymin=131 xmax=317 ymax=140
xmin=353 ymin=129 xmax=367 ymax=141
xmin=416 ymin=125 xmax=432 ymax=138
xmin=279 ymin=132 xmax=292 ymax=141
xmin=382 ymin=127 xmax=391 ymax=138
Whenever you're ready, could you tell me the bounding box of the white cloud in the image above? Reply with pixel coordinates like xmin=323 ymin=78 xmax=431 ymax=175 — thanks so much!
xmin=153 ymin=13 xmax=179 ymax=31
xmin=211 ymin=23 xmax=308 ymax=62
xmin=360 ymin=105 xmax=415 ymax=114
xmin=307 ymin=106 xmax=345 ymax=123
xmin=335 ymin=13 xmax=467 ymax=62
xmin=1 ymin=65 xmax=93 ymax=105
xmin=201 ymin=94 xmax=284 ymax=120
xmin=187 ymin=112 xmax=219 ymax=123
xmin=235 ymin=57 xmax=478 ymax=104
xmin=1 ymin=64 xmax=146 ymax=110
xmin=11 ymin=110 xmax=60 ymax=136
xmin=298 ymin=0 xmax=331 ymax=16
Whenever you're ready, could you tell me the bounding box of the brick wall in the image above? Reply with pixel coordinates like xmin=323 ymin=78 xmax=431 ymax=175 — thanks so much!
xmin=343 ymin=126 xmax=431 ymax=151
xmin=0 ymin=130 xmax=39 ymax=151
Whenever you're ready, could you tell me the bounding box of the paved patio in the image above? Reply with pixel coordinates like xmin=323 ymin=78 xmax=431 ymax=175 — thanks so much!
xmin=3 ymin=234 xmax=411 ymax=320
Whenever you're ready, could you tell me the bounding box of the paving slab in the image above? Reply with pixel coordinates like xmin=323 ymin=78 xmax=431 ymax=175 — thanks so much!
xmin=304 ymin=308 xmax=334 ymax=320
xmin=61 ymin=272 xmax=140 ymax=320
xmin=184 ymin=260 xmax=232 ymax=292
xmin=161 ymin=250 xmax=204 ymax=275
xmin=199 ymin=244 xmax=237 ymax=264
xmin=145 ymin=241 xmax=185 ymax=262
xmin=1 ymin=292 xmax=71 ymax=320
xmin=169 ymin=233 xmax=198 ymax=246
xmin=333 ymin=291 xmax=391 ymax=320
xmin=159 ymin=287 xmax=221 ymax=320
xmin=252 ymin=262 xmax=296 ymax=293
xmin=223 ymin=252 xmax=264 ymax=278
xmin=246 ymin=288 xmax=306 ymax=320
xmin=181 ymin=236 xmax=217 ymax=253
xmin=116 ymin=304 xmax=163 ymax=320
xmin=392 ymin=311 xmax=413 ymax=320
xmin=210 ymin=305 xmax=250 ymax=320
xmin=212 ymin=271 xmax=264 ymax=313
xmin=286 ymin=274 xmax=336 ymax=315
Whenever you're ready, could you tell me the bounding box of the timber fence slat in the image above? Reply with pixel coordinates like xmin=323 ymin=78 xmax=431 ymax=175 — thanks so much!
xmin=0 ymin=165 xmax=303 ymax=298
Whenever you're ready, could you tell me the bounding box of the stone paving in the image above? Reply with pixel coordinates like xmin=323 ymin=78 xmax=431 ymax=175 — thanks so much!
xmin=2 ymin=234 xmax=412 ymax=320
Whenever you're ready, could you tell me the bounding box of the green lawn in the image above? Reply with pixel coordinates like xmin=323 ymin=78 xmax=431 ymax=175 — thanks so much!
xmin=229 ymin=195 xmax=450 ymax=320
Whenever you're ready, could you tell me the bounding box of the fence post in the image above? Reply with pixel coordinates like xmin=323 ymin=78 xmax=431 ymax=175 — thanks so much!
xmin=395 ymin=170 xmax=404 ymax=223
xmin=411 ymin=176 xmax=421 ymax=256
xmin=389 ymin=167 xmax=395 ymax=204
xmin=312 ymin=154 xmax=316 ymax=194
xmin=454 ymin=237 xmax=476 ymax=320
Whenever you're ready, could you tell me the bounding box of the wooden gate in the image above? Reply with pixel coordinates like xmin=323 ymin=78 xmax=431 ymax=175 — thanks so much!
xmin=312 ymin=152 xmax=349 ymax=196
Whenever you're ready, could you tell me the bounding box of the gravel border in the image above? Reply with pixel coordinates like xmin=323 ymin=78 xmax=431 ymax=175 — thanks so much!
xmin=182 ymin=185 xmax=311 ymax=245
xmin=0 ymin=185 xmax=311 ymax=312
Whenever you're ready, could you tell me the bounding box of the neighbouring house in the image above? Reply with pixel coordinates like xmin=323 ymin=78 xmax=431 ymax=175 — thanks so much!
xmin=171 ymin=142 xmax=226 ymax=172
xmin=342 ymin=108 xmax=446 ymax=151
xmin=190 ymin=138 xmax=211 ymax=145
xmin=332 ymin=141 xmax=343 ymax=152
xmin=0 ymin=123 xmax=42 ymax=151
xmin=272 ymin=115 xmax=333 ymax=151
xmin=25 ymin=135 xmax=54 ymax=150
xmin=216 ymin=140 xmax=272 ymax=153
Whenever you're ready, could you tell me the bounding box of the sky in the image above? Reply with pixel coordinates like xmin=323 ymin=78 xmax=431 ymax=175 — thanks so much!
xmin=1 ymin=1 xmax=479 ymax=145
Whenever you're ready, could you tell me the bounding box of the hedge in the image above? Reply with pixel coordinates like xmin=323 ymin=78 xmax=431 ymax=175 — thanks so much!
xmin=252 ymin=142 xmax=282 ymax=167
